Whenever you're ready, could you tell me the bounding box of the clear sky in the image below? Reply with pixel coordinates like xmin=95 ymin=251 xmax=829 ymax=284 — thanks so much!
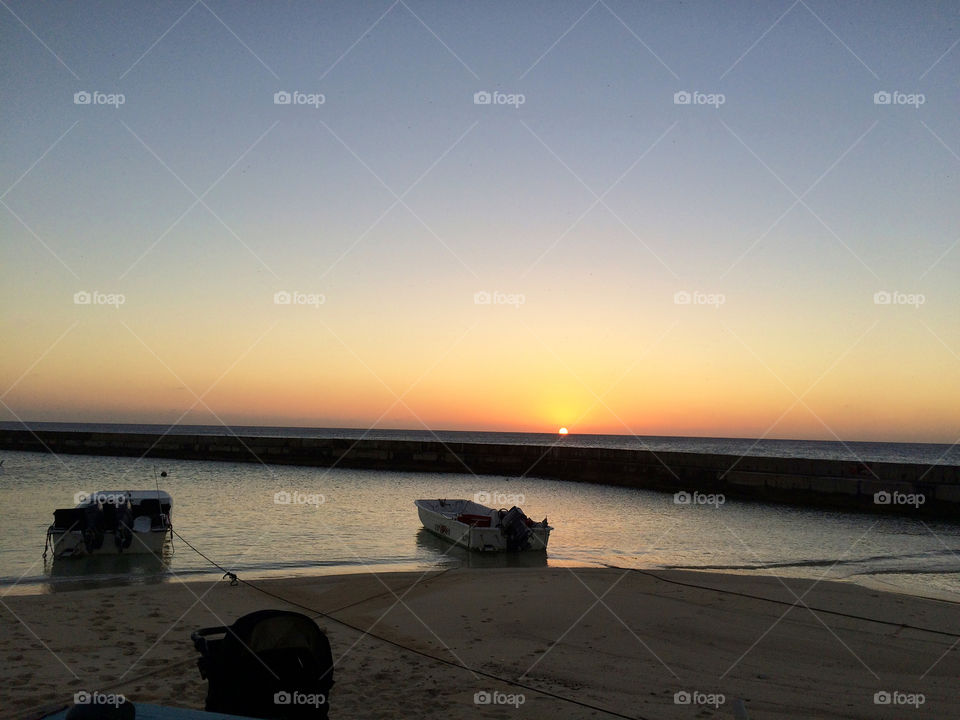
xmin=1 ymin=1 xmax=958 ymax=442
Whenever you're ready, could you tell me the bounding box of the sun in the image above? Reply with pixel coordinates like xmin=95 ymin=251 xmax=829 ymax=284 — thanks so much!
xmin=558 ymin=427 xmax=569 ymax=435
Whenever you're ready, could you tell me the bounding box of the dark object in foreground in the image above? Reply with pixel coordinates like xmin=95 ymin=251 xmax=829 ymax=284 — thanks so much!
xmin=42 ymin=703 xmax=251 ymax=719
xmin=65 ymin=698 xmax=135 ymax=720
xmin=192 ymin=610 xmax=334 ymax=719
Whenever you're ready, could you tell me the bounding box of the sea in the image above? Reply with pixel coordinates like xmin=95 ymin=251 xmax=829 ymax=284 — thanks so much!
xmin=1 ymin=422 xmax=958 ymax=600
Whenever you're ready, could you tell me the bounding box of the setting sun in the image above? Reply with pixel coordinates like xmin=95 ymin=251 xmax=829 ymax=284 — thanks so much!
xmin=558 ymin=427 xmax=569 ymax=435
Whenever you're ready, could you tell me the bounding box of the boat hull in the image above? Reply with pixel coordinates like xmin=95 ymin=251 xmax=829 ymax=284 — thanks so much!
xmin=416 ymin=502 xmax=550 ymax=552
xmin=45 ymin=489 xmax=173 ymax=560
xmin=47 ymin=528 xmax=171 ymax=558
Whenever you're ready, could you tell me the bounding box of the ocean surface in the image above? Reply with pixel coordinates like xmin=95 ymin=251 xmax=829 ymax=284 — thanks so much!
xmin=1 ymin=424 xmax=959 ymax=600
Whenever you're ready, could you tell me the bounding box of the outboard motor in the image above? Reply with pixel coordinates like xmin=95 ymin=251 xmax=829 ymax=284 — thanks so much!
xmin=83 ymin=502 xmax=105 ymax=553
xmin=501 ymin=506 xmax=532 ymax=551
xmin=115 ymin=498 xmax=133 ymax=552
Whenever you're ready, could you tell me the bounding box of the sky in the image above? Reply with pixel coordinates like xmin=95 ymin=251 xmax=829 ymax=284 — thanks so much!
xmin=1 ymin=0 xmax=958 ymax=442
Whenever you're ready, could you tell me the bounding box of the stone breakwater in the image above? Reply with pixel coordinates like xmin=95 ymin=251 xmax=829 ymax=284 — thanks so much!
xmin=2 ymin=430 xmax=958 ymax=517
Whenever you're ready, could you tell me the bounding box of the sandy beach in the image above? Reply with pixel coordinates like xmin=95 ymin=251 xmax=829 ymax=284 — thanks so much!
xmin=3 ymin=567 xmax=958 ymax=719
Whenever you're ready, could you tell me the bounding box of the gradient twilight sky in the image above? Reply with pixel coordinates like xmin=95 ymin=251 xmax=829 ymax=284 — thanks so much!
xmin=1 ymin=1 xmax=958 ymax=441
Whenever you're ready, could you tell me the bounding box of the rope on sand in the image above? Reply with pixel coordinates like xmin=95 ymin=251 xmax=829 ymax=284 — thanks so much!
xmin=610 ymin=565 xmax=960 ymax=638
xmin=174 ymin=530 xmax=650 ymax=720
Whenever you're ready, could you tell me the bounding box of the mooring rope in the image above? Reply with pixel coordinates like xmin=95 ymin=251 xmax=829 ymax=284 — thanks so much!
xmin=172 ymin=530 xmax=649 ymax=720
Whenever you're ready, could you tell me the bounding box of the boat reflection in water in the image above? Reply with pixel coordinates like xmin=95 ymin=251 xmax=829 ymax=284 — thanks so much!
xmin=44 ymin=545 xmax=173 ymax=592
xmin=415 ymin=528 xmax=548 ymax=569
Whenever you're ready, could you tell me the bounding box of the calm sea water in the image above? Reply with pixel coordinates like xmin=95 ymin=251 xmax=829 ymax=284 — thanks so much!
xmin=1 ymin=436 xmax=959 ymax=600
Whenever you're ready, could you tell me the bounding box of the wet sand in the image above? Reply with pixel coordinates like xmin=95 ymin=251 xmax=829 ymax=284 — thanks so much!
xmin=3 ymin=567 xmax=958 ymax=719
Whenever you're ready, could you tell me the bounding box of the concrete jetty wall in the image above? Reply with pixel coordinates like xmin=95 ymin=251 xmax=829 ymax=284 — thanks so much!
xmin=1 ymin=429 xmax=958 ymax=517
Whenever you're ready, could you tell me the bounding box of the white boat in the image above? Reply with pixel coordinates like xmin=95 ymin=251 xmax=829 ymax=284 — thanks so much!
xmin=45 ymin=490 xmax=173 ymax=559
xmin=415 ymin=499 xmax=552 ymax=552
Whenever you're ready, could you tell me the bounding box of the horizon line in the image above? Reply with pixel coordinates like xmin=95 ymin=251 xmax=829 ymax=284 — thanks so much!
xmin=0 ymin=419 xmax=953 ymax=448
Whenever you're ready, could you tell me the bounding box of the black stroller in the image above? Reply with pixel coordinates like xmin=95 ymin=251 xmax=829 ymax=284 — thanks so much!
xmin=192 ymin=610 xmax=334 ymax=719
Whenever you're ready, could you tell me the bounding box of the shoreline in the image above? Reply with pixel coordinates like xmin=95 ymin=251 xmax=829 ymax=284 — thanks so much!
xmin=3 ymin=429 xmax=959 ymax=518
xmin=6 ymin=559 xmax=960 ymax=605
xmin=3 ymin=567 xmax=959 ymax=719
